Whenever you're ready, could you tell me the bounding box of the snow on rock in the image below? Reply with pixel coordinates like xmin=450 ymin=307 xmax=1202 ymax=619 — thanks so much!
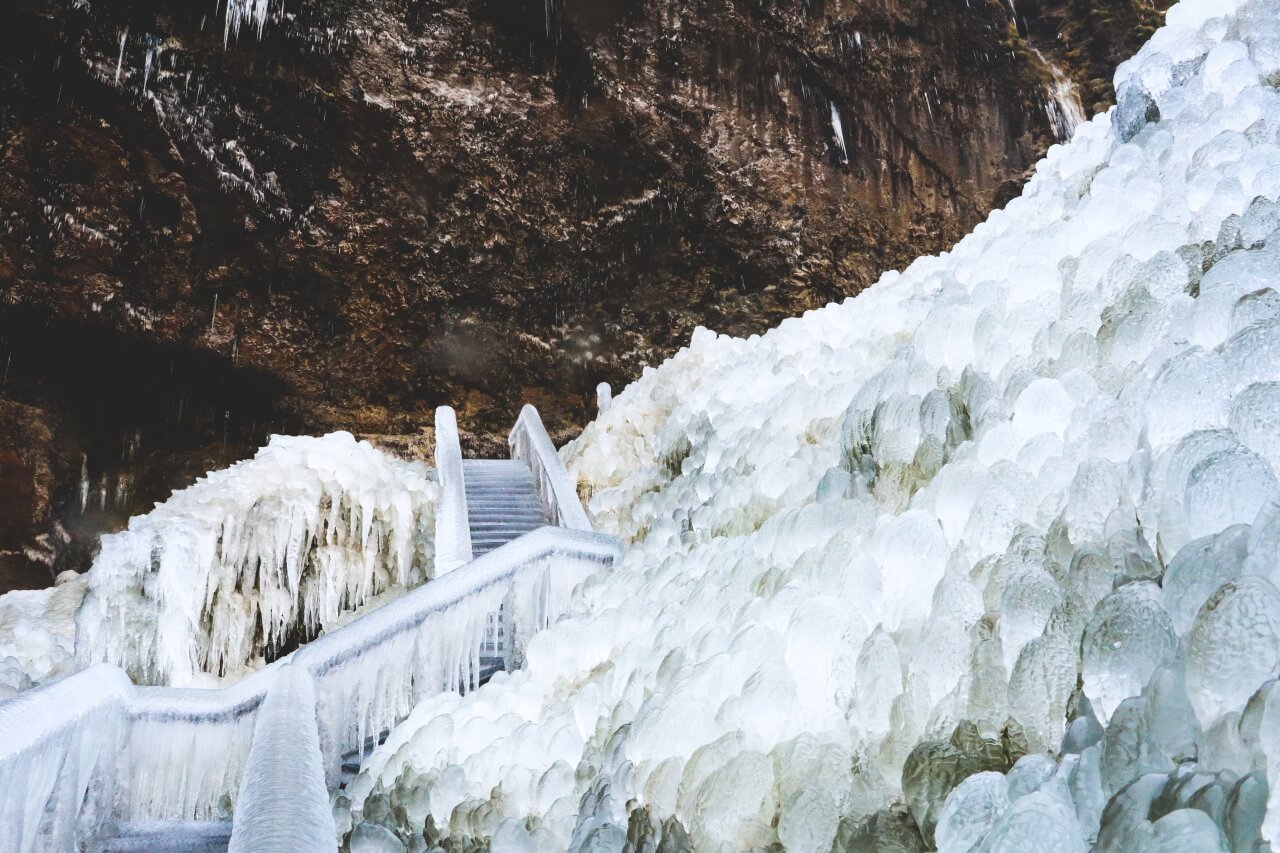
xmin=74 ymin=432 xmax=437 ymax=687
xmin=0 ymin=573 xmax=87 ymax=697
xmin=341 ymin=0 xmax=1280 ymax=849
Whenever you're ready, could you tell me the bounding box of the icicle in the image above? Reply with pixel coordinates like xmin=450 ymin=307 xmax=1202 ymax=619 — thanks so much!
xmin=78 ymin=455 xmax=89 ymax=512
xmin=1031 ymin=47 xmax=1086 ymax=141
xmin=830 ymin=100 xmax=848 ymax=164
xmin=115 ymin=29 xmax=127 ymax=85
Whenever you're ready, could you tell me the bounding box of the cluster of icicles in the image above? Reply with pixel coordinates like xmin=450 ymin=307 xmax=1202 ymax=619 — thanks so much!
xmin=73 ymin=432 xmax=437 ymax=687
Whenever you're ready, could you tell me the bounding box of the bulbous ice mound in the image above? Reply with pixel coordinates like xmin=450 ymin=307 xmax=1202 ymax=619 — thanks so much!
xmin=74 ymin=432 xmax=437 ymax=686
xmin=338 ymin=0 xmax=1280 ymax=848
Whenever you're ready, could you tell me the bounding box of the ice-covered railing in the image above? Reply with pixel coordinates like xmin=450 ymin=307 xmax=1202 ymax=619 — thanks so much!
xmin=227 ymin=665 xmax=335 ymax=853
xmin=0 ymin=527 xmax=622 ymax=848
xmin=1 ymin=406 xmax=616 ymax=848
xmin=297 ymin=525 xmax=621 ymax=780
xmin=510 ymin=404 xmax=593 ymax=531
xmin=0 ymin=665 xmax=131 ymax=853
xmin=434 ymin=405 xmax=473 ymax=575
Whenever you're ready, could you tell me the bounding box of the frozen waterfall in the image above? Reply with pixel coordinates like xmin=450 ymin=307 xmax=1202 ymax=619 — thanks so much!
xmin=75 ymin=432 xmax=437 ymax=687
xmin=341 ymin=0 xmax=1280 ymax=850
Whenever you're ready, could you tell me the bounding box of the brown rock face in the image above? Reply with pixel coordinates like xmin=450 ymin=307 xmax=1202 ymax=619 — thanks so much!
xmin=0 ymin=400 xmax=67 ymax=589
xmin=0 ymin=0 xmax=1170 ymax=578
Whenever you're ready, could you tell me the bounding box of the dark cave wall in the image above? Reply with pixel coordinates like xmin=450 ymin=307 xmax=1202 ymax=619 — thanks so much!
xmin=0 ymin=0 xmax=1172 ymax=581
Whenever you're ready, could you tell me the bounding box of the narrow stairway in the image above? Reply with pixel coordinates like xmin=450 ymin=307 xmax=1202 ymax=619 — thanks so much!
xmin=463 ymin=460 xmax=551 ymax=556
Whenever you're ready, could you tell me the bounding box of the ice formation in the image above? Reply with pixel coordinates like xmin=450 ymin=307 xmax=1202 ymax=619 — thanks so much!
xmin=0 ymin=574 xmax=87 ymax=696
xmin=343 ymin=1 xmax=1280 ymax=850
xmin=227 ymin=665 xmax=335 ymax=853
xmin=73 ymin=432 xmax=437 ymax=687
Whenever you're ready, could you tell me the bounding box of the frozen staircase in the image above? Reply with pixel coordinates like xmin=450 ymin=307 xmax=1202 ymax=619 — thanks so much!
xmin=6 ymin=404 xmax=619 ymax=853
xmin=463 ymin=459 xmax=552 ymax=557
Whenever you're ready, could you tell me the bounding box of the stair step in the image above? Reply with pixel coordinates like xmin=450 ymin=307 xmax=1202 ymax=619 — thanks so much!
xmin=466 ymin=497 xmax=543 ymax=504
xmin=465 ymin=491 xmax=539 ymax=498
xmin=470 ymin=508 xmax=544 ymax=515
xmin=467 ymin=495 xmax=540 ymax=501
xmin=470 ymin=517 xmax=544 ymax=525
xmin=469 ymin=519 xmax=545 ymax=526
xmin=466 ymin=495 xmax=538 ymax=501
xmin=88 ymin=822 xmax=232 ymax=853
xmin=469 ymin=507 xmax=543 ymax=514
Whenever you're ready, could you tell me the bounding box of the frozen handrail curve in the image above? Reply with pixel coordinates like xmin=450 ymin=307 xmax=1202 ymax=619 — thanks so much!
xmin=293 ymin=526 xmax=620 ymax=675
xmin=435 ymin=406 xmax=474 ymax=575
xmin=227 ymin=665 xmax=335 ymax=853
xmin=510 ymin=404 xmax=593 ymax=531
xmin=0 ymin=663 xmax=132 ymax=763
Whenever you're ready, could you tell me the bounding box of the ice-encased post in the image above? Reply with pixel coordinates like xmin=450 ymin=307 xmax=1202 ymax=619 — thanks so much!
xmin=596 ymin=382 xmax=612 ymax=413
xmin=434 ymin=405 xmax=473 ymax=575
xmin=228 ymin=664 xmax=336 ymax=853
xmin=0 ymin=664 xmax=133 ymax=853
xmin=509 ymin=404 xmax=593 ymax=532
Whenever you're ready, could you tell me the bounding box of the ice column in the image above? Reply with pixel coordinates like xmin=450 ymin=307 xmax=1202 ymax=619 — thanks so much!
xmin=228 ymin=665 xmax=335 ymax=853
xmin=434 ymin=406 xmax=473 ymax=575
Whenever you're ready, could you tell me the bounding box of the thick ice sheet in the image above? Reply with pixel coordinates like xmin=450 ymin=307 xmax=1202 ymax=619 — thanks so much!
xmin=344 ymin=1 xmax=1280 ymax=849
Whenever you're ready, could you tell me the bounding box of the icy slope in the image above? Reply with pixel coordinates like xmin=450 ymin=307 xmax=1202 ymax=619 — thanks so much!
xmin=0 ymin=432 xmax=437 ymax=690
xmin=344 ymin=0 xmax=1280 ymax=850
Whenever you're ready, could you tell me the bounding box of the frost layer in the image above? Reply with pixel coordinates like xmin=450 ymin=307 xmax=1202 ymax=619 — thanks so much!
xmin=75 ymin=432 xmax=437 ymax=687
xmin=0 ymin=574 xmax=87 ymax=696
xmin=311 ymin=0 xmax=1280 ymax=848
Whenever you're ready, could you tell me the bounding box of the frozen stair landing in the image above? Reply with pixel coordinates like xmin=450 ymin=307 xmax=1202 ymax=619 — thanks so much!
xmin=463 ymin=459 xmax=550 ymax=557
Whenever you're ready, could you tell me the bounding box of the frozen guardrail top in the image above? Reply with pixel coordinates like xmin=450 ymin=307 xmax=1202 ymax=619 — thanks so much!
xmin=228 ymin=665 xmax=335 ymax=853
xmin=510 ymin=404 xmax=593 ymax=532
xmin=434 ymin=405 xmax=474 ymax=575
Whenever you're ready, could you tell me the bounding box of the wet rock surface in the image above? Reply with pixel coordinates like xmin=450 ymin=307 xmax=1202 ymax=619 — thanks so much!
xmin=0 ymin=0 xmax=1168 ymax=578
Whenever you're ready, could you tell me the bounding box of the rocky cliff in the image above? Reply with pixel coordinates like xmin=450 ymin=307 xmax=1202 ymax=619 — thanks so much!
xmin=0 ymin=0 xmax=1169 ymax=584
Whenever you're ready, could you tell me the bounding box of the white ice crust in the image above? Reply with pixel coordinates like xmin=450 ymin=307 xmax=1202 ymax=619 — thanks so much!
xmin=342 ymin=1 xmax=1280 ymax=850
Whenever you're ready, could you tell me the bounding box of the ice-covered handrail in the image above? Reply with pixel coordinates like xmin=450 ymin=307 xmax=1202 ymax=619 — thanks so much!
xmin=0 ymin=406 xmax=622 ymax=847
xmin=296 ymin=525 xmax=621 ymax=782
xmin=0 ymin=527 xmax=622 ymax=843
xmin=0 ymin=664 xmax=133 ymax=853
xmin=228 ymin=665 xmax=335 ymax=853
xmin=294 ymin=526 xmax=618 ymax=676
xmin=435 ymin=406 xmax=473 ymax=574
xmin=510 ymin=404 xmax=593 ymax=531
